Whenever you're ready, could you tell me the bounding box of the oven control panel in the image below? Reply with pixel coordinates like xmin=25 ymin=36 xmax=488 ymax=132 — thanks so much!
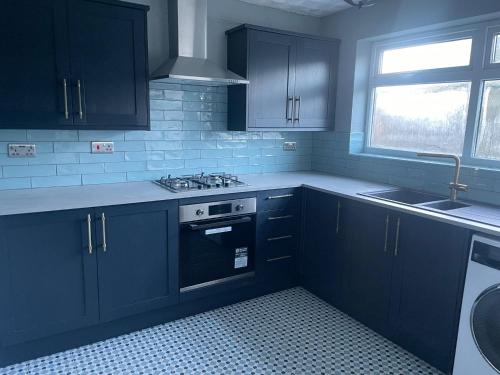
xmin=180 ymin=198 xmax=257 ymax=223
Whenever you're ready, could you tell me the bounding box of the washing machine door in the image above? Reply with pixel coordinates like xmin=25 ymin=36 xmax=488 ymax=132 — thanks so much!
xmin=471 ymin=284 xmax=500 ymax=373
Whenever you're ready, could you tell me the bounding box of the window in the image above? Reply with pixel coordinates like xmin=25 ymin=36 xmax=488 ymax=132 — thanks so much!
xmin=371 ymin=83 xmax=470 ymax=154
xmin=379 ymin=39 xmax=472 ymax=74
xmin=365 ymin=21 xmax=500 ymax=167
xmin=476 ymin=80 xmax=500 ymax=160
xmin=492 ymin=34 xmax=500 ymax=63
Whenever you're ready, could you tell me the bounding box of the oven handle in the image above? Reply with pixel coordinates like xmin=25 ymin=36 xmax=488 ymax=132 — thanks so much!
xmin=187 ymin=216 xmax=252 ymax=231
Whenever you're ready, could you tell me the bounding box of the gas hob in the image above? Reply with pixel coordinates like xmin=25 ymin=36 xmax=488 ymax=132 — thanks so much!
xmin=154 ymin=173 xmax=246 ymax=193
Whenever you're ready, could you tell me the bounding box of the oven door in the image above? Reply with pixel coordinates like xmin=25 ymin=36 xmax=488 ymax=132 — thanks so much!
xmin=180 ymin=215 xmax=255 ymax=292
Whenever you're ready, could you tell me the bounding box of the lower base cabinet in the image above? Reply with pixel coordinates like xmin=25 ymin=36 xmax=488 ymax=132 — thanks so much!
xmin=0 ymin=188 xmax=471 ymax=374
xmin=302 ymin=191 xmax=470 ymax=373
xmin=96 ymin=202 xmax=179 ymax=322
xmin=0 ymin=201 xmax=178 ymax=346
xmin=390 ymin=213 xmax=470 ymax=372
xmin=302 ymin=189 xmax=345 ymax=306
xmin=0 ymin=209 xmax=99 ymax=346
xmin=342 ymin=200 xmax=395 ymax=337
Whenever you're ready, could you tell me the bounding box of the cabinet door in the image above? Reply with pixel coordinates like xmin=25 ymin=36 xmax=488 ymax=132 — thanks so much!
xmin=343 ymin=201 xmax=394 ymax=336
xmin=69 ymin=0 xmax=149 ymax=129
xmin=302 ymin=189 xmax=345 ymax=306
xmin=248 ymin=30 xmax=296 ymax=128
xmin=0 ymin=0 xmax=73 ymax=128
xmin=390 ymin=214 xmax=470 ymax=372
xmin=293 ymin=37 xmax=338 ymax=129
xmin=0 ymin=210 xmax=98 ymax=345
xmin=95 ymin=201 xmax=179 ymax=322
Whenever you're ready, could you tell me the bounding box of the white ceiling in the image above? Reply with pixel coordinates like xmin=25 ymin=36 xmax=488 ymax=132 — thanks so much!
xmin=238 ymin=0 xmax=351 ymax=17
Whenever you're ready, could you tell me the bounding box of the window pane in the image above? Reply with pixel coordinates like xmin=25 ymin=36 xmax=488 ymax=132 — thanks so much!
xmin=492 ymin=34 xmax=500 ymax=63
xmin=380 ymin=39 xmax=472 ymax=74
xmin=370 ymin=83 xmax=471 ymax=154
xmin=475 ymin=80 xmax=500 ymax=161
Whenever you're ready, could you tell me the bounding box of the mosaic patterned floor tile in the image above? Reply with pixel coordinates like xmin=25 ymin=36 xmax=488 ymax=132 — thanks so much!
xmin=0 ymin=287 xmax=443 ymax=374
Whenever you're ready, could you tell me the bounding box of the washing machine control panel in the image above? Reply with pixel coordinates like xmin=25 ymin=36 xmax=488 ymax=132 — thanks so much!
xmin=472 ymin=239 xmax=500 ymax=271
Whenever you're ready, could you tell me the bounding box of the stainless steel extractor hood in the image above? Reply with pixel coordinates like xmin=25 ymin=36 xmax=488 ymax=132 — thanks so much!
xmin=150 ymin=0 xmax=249 ymax=86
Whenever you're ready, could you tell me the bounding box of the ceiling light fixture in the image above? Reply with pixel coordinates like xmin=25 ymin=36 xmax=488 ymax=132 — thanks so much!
xmin=343 ymin=0 xmax=376 ymax=9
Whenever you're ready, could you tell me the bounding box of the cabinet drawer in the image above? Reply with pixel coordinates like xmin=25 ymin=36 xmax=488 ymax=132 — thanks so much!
xmin=259 ymin=254 xmax=296 ymax=286
xmin=257 ymin=188 xmax=301 ymax=212
xmin=258 ymin=210 xmax=299 ymax=239
xmin=263 ymin=234 xmax=298 ymax=260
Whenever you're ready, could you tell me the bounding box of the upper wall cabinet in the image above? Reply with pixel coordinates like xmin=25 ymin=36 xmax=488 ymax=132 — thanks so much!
xmin=226 ymin=25 xmax=339 ymax=131
xmin=0 ymin=0 xmax=149 ymax=130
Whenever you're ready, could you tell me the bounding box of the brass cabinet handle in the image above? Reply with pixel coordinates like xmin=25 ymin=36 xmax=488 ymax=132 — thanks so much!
xmin=267 ymin=235 xmax=293 ymax=242
xmin=294 ymin=96 xmax=301 ymax=122
xmin=394 ymin=217 xmax=401 ymax=256
xmin=266 ymin=194 xmax=293 ymax=200
xmin=87 ymin=214 xmax=93 ymax=255
xmin=336 ymin=201 xmax=341 ymax=235
xmin=101 ymin=212 xmax=107 ymax=252
xmin=267 ymin=255 xmax=292 ymax=262
xmin=63 ymin=78 xmax=69 ymax=119
xmin=286 ymin=96 xmax=294 ymax=121
xmin=77 ymin=80 xmax=83 ymax=120
xmin=384 ymin=215 xmax=389 ymax=252
xmin=268 ymin=214 xmax=294 ymax=221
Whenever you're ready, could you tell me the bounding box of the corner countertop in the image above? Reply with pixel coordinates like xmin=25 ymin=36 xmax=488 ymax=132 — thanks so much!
xmin=0 ymin=171 xmax=499 ymax=237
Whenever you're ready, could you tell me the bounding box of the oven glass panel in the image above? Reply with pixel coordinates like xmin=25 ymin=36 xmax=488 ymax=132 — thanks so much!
xmin=180 ymin=216 xmax=255 ymax=289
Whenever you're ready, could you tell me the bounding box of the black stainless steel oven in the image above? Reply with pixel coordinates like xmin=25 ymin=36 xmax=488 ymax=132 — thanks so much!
xmin=179 ymin=197 xmax=257 ymax=292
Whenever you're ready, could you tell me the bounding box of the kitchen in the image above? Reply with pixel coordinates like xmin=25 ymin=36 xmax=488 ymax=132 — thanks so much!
xmin=0 ymin=0 xmax=500 ymax=374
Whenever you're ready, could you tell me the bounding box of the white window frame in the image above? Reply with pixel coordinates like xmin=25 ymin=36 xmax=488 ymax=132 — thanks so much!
xmin=364 ymin=20 xmax=500 ymax=168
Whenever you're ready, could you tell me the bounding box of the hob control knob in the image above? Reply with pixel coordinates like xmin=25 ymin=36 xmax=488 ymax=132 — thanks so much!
xmin=196 ymin=209 xmax=205 ymax=216
xmin=235 ymin=204 xmax=244 ymax=211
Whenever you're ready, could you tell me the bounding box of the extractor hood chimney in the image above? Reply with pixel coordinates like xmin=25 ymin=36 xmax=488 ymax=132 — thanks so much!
xmin=150 ymin=0 xmax=249 ymax=86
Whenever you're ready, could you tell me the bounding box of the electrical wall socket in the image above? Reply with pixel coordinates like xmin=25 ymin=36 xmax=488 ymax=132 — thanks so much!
xmin=91 ymin=142 xmax=114 ymax=154
xmin=8 ymin=144 xmax=36 ymax=157
xmin=283 ymin=142 xmax=297 ymax=151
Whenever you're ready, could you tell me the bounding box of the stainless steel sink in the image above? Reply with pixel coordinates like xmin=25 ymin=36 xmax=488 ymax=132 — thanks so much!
xmin=422 ymin=200 xmax=471 ymax=211
xmin=360 ymin=188 xmax=446 ymax=205
xmin=360 ymin=188 xmax=473 ymax=213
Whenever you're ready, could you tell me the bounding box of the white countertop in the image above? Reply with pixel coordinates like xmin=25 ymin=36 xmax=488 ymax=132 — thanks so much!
xmin=0 ymin=171 xmax=499 ymax=236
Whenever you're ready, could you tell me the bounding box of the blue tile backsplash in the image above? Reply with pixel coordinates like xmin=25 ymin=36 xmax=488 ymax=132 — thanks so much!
xmin=0 ymin=83 xmax=313 ymax=190
xmin=312 ymin=131 xmax=500 ymax=206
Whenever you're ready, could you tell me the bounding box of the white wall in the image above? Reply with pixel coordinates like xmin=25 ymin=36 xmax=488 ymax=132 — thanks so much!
xmin=130 ymin=0 xmax=322 ymax=72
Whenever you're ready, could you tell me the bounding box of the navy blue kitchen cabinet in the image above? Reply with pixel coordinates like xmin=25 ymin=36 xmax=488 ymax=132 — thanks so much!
xmin=301 ymin=191 xmax=470 ymax=373
xmin=302 ymin=189 xmax=346 ymax=307
xmin=0 ymin=0 xmax=73 ymax=128
xmin=389 ymin=213 xmax=470 ymax=373
xmin=69 ymin=0 xmax=149 ymax=129
xmin=293 ymin=37 xmax=338 ymax=129
xmin=246 ymin=31 xmax=296 ymax=129
xmin=0 ymin=209 xmax=99 ymax=345
xmin=95 ymin=201 xmax=179 ymax=322
xmin=226 ymin=25 xmax=339 ymax=131
xmin=341 ymin=200 xmax=395 ymax=337
xmin=0 ymin=201 xmax=178 ymax=345
xmin=256 ymin=188 xmax=301 ymax=290
xmin=0 ymin=0 xmax=149 ymax=130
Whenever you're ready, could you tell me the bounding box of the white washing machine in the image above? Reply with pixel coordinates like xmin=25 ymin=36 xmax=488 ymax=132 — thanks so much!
xmin=454 ymin=234 xmax=500 ymax=375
